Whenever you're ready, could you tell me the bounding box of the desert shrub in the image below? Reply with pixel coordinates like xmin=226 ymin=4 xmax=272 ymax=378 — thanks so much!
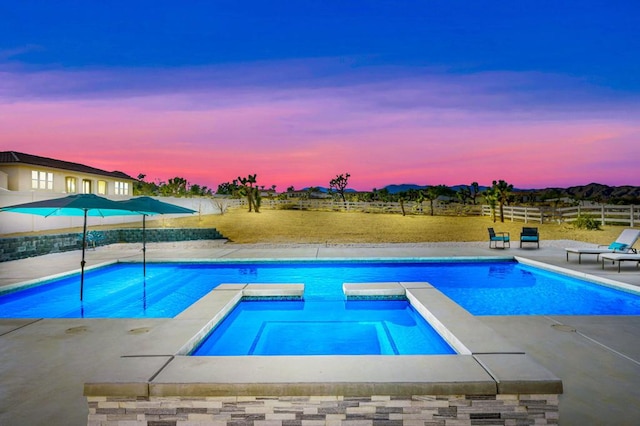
xmin=574 ymin=214 xmax=601 ymax=230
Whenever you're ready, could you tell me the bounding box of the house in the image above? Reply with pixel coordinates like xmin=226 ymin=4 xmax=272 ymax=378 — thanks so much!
xmin=0 ymin=151 xmax=136 ymax=196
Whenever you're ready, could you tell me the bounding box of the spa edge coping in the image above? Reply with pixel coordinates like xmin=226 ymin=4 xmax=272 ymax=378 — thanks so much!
xmin=84 ymin=281 xmax=563 ymax=399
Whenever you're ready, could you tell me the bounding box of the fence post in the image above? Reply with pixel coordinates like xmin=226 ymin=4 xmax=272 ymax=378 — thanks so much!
xmin=524 ymin=207 xmax=528 ymax=224
xmin=601 ymin=205 xmax=605 ymax=226
xmin=631 ymin=205 xmax=635 ymax=227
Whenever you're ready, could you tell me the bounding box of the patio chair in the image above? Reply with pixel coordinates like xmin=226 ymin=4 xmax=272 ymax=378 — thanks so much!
xmin=520 ymin=227 xmax=539 ymax=248
xmin=565 ymin=228 xmax=640 ymax=263
xmin=600 ymin=252 xmax=640 ymax=273
xmin=488 ymin=227 xmax=510 ymax=249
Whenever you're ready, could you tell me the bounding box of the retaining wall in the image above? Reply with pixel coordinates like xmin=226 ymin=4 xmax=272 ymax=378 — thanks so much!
xmin=0 ymin=228 xmax=225 ymax=262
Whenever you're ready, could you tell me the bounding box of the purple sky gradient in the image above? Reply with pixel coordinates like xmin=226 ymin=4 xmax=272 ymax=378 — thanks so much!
xmin=1 ymin=2 xmax=639 ymax=191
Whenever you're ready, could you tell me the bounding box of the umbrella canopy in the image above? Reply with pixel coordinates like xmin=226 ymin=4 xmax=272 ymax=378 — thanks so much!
xmin=116 ymin=196 xmax=197 ymax=215
xmin=0 ymin=193 xmax=146 ymax=217
xmin=0 ymin=194 xmax=146 ymax=300
xmin=116 ymin=197 xmax=196 ymax=275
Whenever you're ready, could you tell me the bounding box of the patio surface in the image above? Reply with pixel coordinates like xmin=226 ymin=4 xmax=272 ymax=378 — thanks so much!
xmin=1 ymin=239 xmax=639 ymax=425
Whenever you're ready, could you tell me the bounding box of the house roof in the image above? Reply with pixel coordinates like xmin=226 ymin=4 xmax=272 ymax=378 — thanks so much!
xmin=0 ymin=151 xmax=136 ymax=181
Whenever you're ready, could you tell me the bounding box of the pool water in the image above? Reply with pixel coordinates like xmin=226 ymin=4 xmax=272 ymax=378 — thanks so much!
xmin=431 ymin=263 xmax=640 ymax=315
xmin=190 ymin=300 xmax=456 ymax=356
xmin=1 ymin=261 xmax=640 ymax=318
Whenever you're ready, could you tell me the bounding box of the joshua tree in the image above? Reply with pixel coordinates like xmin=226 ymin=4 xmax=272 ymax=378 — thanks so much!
xmin=216 ymin=181 xmax=240 ymax=196
xmin=423 ymin=185 xmax=452 ymax=216
xmin=329 ymin=173 xmax=351 ymax=204
xmin=159 ymin=176 xmax=189 ymax=196
xmin=469 ymin=182 xmax=480 ymax=205
xmin=134 ymin=173 xmax=160 ymax=195
xmin=457 ymin=187 xmax=470 ymax=205
xmin=414 ymin=190 xmax=425 ymax=214
xmin=238 ymin=174 xmax=259 ymax=212
xmin=483 ymin=187 xmax=498 ymax=222
xmin=372 ymin=188 xmax=391 ymax=202
xmin=492 ymin=179 xmax=514 ymax=223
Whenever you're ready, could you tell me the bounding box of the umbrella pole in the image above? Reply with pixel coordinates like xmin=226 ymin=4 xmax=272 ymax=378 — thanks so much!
xmin=143 ymin=215 xmax=147 ymax=276
xmin=80 ymin=209 xmax=88 ymax=301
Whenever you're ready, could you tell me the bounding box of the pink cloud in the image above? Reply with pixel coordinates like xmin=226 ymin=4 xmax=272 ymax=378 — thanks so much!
xmin=1 ymin=65 xmax=639 ymax=191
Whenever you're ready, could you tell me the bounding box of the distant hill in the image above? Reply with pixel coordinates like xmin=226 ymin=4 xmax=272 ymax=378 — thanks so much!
xmin=383 ymin=183 xmax=490 ymax=194
xmin=537 ymin=183 xmax=640 ymax=203
xmin=382 ymin=184 xmax=427 ymax=194
xmin=380 ymin=182 xmax=640 ymax=203
xmin=300 ymin=182 xmax=640 ymax=203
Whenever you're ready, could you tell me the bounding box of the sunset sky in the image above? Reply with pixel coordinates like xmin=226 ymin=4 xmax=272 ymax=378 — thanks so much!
xmin=1 ymin=1 xmax=639 ymax=191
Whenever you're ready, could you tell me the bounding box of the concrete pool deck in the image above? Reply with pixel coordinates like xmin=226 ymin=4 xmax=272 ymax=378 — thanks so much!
xmin=0 ymin=239 xmax=639 ymax=425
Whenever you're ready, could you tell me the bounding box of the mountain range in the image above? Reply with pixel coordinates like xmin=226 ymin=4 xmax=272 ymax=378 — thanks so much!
xmin=302 ymin=183 xmax=640 ymax=203
xmin=382 ymin=183 xmax=640 ymax=202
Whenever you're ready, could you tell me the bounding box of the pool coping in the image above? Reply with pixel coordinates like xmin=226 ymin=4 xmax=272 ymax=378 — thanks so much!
xmin=84 ymin=279 xmax=563 ymax=398
xmin=0 ymin=260 xmax=118 ymax=295
xmin=515 ymin=255 xmax=640 ymax=296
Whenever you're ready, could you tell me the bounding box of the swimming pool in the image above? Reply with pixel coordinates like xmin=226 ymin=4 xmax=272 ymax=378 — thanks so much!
xmin=1 ymin=260 xmax=639 ymax=318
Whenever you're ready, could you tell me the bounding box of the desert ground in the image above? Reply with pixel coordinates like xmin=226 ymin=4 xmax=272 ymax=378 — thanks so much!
xmin=142 ymin=207 xmax=628 ymax=245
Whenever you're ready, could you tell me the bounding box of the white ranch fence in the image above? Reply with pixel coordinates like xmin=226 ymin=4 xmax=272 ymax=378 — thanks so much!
xmin=258 ymin=199 xmax=483 ymax=216
xmin=481 ymin=204 xmax=639 ymax=226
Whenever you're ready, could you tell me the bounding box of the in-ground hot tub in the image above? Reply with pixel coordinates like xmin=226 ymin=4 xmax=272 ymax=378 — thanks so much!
xmin=85 ymin=280 xmax=562 ymax=424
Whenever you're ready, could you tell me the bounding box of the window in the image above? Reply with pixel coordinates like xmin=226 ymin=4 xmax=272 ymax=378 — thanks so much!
xmin=31 ymin=170 xmax=53 ymax=190
xmin=65 ymin=177 xmax=77 ymax=193
xmin=97 ymin=180 xmax=107 ymax=195
xmin=115 ymin=181 xmax=129 ymax=195
xmin=82 ymin=179 xmax=92 ymax=194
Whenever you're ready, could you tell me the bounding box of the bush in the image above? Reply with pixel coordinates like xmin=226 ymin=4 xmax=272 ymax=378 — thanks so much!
xmin=574 ymin=214 xmax=601 ymax=230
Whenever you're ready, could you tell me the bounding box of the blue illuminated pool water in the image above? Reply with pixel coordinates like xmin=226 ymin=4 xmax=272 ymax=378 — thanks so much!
xmin=190 ymin=300 xmax=456 ymax=356
xmin=1 ymin=261 xmax=640 ymax=318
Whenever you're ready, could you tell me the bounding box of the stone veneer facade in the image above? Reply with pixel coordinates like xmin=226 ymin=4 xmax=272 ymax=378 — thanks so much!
xmin=0 ymin=227 xmax=224 ymax=262
xmin=87 ymin=394 xmax=559 ymax=425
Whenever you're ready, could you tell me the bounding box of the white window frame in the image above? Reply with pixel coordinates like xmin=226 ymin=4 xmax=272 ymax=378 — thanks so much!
xmin=115 ymin=181 xmax=129 ymax=195
xmin=31 ymin=170 xmax=53 ymax=190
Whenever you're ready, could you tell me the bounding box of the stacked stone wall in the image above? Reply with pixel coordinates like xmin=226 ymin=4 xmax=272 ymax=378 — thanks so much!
xmin=87 ymin=394 xmax=559 ymax=425
xmin=0 ymin=228 xmax=224 ymax=262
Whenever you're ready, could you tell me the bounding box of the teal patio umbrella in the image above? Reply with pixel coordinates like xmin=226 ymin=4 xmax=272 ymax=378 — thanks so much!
xmin=0 ymin=194 xmax=147 ymax=300
xmin=116 ymin=197 xmax=196 ymax=275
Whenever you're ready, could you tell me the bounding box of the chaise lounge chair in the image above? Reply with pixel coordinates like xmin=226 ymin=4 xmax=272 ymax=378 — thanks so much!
xmin=600 ymin=252 xmax=640 ymax=272
xmin=520 ymin=227 xmax=540 ymax=248
xmin=565 ymin=228 xmax=640 ymax=263
xmin=488 ymin=227 xmax=510 ymax=249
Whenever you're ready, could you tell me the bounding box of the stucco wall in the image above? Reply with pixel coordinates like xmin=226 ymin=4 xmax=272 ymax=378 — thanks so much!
xmin=0 ymin=193 xmax=238 ymax=234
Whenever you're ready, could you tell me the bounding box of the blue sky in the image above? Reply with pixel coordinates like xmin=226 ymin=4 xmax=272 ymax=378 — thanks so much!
xmin=1 ymin=1 xmax=639 ymax=190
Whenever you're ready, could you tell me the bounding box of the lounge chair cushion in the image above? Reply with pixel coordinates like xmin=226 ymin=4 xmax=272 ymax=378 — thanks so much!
xmin=521 ymin=236 xmax=538 ymax=241
xmin=608 ymin=242 xmax=628 ymax=251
